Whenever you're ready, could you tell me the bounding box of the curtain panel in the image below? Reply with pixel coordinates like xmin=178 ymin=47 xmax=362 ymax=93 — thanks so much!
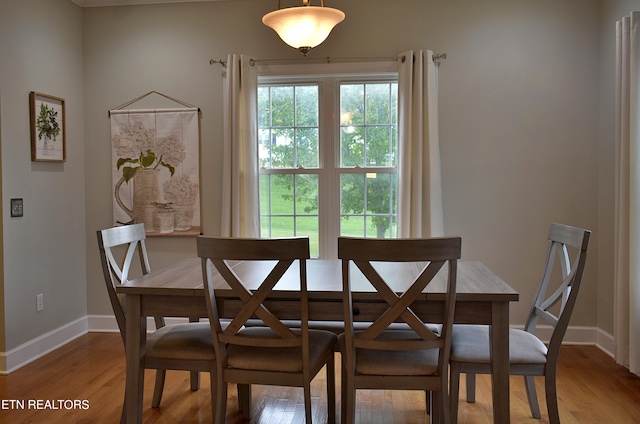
xmin=221 ymin=54 xmax=260 ymax=237
xmin=397 ymin=50 xmax=444 ymax=238
xmin=615 ymin=12 xmax=640 ymax=376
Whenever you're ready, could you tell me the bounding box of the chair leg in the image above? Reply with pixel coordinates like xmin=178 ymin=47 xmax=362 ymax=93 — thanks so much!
xmin=209 ymin=366 xmax=217 ymax=422
xmin=119 ymin=401 xmax=126 ymax=424
xmin=431 ymin=391 xmax=444 ymax=424
xmin=466 ymin=372 xmax=476 ymax=403
xmin=340 ymin=361 xmax=347 ymax=424
xmin=449 ymin=362 xmax=461 ymax=424
xmin=190 ymin=371 xmax=200 ymax=391
xmin=214 ymin=379 xmax=228 ymax=424
xmin=524 ymin=375 xmax=541 ymax=419
xmin=439 ymin=376 xmax=451 ymax=424
xmin=341 ymin=361 xmax=356 ymax=424
xmin=544 ymin=371 xmax=560 ymax=424
xmin=426 ymin=391 xmax=431 ymax=414
xmin=304 ymin=378 xmax=313 ymax=423
xmin=238 ymin=384 xmax=252 ymax=419
xmin=237 ymin=384 xmax=251 ymax=415
xmin=326 ymin=357 xmax=336 ymax=424
xmin=151 ymin=369 xmax=166 ymax=408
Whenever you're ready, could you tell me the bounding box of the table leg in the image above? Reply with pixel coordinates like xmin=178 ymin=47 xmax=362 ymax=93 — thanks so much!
xmin=125 ymin=294 xmax=146 ymax=424
xmin=490 ymin=301 xmax=510 ymax=424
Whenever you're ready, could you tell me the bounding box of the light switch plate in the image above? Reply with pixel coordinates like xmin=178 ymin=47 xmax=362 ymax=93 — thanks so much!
xmin=10 ymin=198 xmax=23 ymax=217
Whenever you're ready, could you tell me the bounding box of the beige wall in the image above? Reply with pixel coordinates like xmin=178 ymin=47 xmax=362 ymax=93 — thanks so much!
xmin=83 ymin=0 xmax=604 ymax=327
xmin=0 ymin=0 xmax=86 ymax=352
xmin=3 ymin=0 xmax=638 ymax=354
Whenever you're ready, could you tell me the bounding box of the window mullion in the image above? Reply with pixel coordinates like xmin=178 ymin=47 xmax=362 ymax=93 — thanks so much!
xmin=319 ymin=77 xmax=338 ymax=259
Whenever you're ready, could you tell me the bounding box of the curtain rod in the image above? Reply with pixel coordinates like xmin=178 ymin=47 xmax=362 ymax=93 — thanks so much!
xmin=209 ymin=53 xmax=446 ymax=68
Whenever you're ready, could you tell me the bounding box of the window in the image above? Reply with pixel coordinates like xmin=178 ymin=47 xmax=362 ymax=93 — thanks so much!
xmin=258 ymin=65 xmax=398 ymax=258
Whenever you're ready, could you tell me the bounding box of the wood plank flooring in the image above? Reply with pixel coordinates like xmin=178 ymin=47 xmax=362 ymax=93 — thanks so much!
xmin=1 ymin=332 xmax=639 ymax=423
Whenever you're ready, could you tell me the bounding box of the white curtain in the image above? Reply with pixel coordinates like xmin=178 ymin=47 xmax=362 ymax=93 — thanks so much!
xmin=615 ymin=12 xmax=640 ymax=376
xmin=221 ymin=54 xmax=260 ymax=237
xmin=397 ymin=50 xmax=444 ymax=237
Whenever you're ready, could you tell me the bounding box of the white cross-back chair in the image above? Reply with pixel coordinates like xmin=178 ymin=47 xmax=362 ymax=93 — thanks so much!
xmin=197 ymin=236 xmax=337 ymax=424
xmin=338 ymin=236 xmax=462 ymax=424
xmin=449 ymin=222 xmax=591 ymax=424
xmin=97 ymin=223 xmax=216 ymax=421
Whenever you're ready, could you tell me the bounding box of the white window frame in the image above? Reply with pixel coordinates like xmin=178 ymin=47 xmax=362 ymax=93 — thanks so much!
xmin=258 ymin=61 xmax=399 ymax=258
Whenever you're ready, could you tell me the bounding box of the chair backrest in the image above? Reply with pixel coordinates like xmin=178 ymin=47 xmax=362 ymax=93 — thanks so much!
xmin=524 ymin=223 xmax=591 ymax=357
xmin=97 ymin=223 xmax=151 ymax=342
xmin=338 ymin=236 xmax=461 ymax=366
xmin=197 ymin=236 xmax=311 ymax=351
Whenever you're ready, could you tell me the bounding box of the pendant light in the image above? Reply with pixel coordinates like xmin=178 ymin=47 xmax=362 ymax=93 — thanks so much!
xmin=262 ymin=0 xmax=345 ymax=56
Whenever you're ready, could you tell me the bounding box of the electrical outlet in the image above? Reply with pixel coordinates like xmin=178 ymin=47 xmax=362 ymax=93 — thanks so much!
xmin=36 ymin=294 xmax=44 ymax=312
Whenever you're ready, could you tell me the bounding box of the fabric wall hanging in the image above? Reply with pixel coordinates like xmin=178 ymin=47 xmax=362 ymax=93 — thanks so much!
xmin=109 ymin=95 xmax=200 ymax=236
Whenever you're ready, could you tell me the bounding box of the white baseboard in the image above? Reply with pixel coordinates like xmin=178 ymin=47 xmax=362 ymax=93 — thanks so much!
xmin=531 ymin=325 xmax=615 ymax=357
xmin=595 ymin=327 xmax=615 ymax=358
xmin=0 ymin=316 xmax=618 ymax=375
xmin=0 ymin=317 xmax=88 ymax=375
xmin=88 ymin=315 xmax=193 ymax=333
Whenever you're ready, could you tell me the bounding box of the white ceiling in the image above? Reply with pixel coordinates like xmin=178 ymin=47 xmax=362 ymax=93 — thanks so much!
xmin=73 ymin=0 xmax=231 ymax=7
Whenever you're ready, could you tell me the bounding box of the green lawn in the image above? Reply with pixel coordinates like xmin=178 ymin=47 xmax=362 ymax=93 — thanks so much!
xmin=259 ymin=175 xmax=396 ymax=257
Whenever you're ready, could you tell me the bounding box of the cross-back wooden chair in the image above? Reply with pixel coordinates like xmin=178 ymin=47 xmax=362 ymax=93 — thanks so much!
xmin=449 ymin=222 xmax=591 ymax=424
xmin=338 ymin=236 xmax=462 ymax=424
xmin=197 ymin=236 xmax=337 ymax=424
xmin=97 ymin=224 xmax=216 ymax=420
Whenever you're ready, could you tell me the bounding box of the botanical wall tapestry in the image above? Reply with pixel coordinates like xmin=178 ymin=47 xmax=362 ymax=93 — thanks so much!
xmin=109 ymin=108 xmax=200 ymax=236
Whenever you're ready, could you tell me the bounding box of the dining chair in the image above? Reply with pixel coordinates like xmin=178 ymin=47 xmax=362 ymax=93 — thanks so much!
xmin=449 ymin=222 xmax=591 ymax=424
xmin=197 ymin=236 xmax=338 ymax=424
xmin=338 ymin=236 xmax=462 ymax=424
xmin=97 ymin=223 xmax=217 ymax=420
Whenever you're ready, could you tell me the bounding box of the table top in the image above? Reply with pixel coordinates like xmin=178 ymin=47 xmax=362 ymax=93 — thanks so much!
xmin=116 ymin=257 xmax=518 ymax=303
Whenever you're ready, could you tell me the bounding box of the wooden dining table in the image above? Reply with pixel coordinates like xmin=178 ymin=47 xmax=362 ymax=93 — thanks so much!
xmin=116 ymin=257 xmax=518 ymax=424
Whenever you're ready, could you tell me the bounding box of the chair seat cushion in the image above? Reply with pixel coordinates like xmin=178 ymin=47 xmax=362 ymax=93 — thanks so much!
xmin=450 ymin=325 xmax=548 ymax=365
xmin=227 ymin=327 xmax=337 ymax=372
xmin=146 ymin=322 xmax=215 ymax=361
xmin=338 ymin=330 xmax=440 ymax=376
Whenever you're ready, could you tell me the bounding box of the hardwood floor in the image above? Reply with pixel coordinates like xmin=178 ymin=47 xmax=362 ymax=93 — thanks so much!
xmin=1 ymin=332 xmax=639 ymax=423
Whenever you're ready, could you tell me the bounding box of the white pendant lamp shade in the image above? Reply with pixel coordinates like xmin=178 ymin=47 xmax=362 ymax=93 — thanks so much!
xmin=262 ymin=4 xmax=345 ymax=55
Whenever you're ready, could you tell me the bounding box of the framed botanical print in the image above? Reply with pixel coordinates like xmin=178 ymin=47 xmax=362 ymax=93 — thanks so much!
xmin=30 ymin=92 xmax=66 ymax=162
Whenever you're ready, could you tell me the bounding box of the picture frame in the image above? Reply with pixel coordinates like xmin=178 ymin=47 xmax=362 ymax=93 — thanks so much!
xmin=30 ymin=92 xmax=66 ymax=162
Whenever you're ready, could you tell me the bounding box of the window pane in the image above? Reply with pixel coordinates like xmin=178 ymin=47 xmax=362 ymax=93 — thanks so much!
xmin=258 ymin=86 xmax=271 ymax=127
xmin=391 ymin=83 xmax=398 ymax=125
xmin=340 ymin=174 xmax=365 ymax=215
xmin=259 ymin=174 xmax=271 ymax=215
xmin=365 ymin=126 xmax=395 ymax=167
xmin=341 ymin=215 xmax=365 ymax=237
xmin=271 ymin=217 xmax=295 ymax=237
xmin=340 ymin=172 xmax=397 ymax=239
xmin=340 ymin=84 xmax=364 ymax=125
xmin=271 ymin=86 xmax=294 ymax=127
xmin=295 ymin=86 xmax=318 ymax=127
xmin=365 ymin=83 xmax=391 ymax=125
xmin=340 ymin=82 xmax=397 ymax=168
xmin=259 ymin=85 xmax=319 ymax=169
xmin=295 ymin=174 xmax=318 ymax=215
xmin=259 ymin=172 xmax=319 ymax=256
xmin=296 ymin=216 xmax=319 ymax=257
xmin=271 ymin=174 xmax=294 ymax=215
xmin=258 ymin=128 xmax=272 ymax=168
xmin=260 ymin=216 xmax=271 ymax=238
xmin=296 ymin=128 xmax=319 ymax=168
xmin=340 ymin=126 xmax=364 ymax=167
